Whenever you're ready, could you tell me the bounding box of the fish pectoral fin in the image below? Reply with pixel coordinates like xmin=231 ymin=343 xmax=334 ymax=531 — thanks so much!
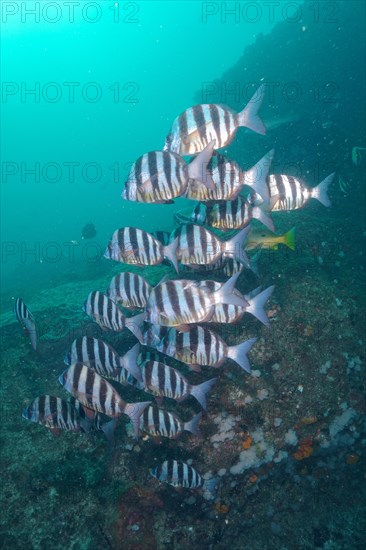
xmin=269 ymin=194 xmax=280 ymax=210
xmin=175 ymin=324 xmax=190 ymax=333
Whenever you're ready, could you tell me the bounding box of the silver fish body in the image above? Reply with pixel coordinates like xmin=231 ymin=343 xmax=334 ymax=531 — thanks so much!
xmin=104 ymin=227 xmax=178 ymax=272
xmin=164 ymin=85 xmax=266 ymax=155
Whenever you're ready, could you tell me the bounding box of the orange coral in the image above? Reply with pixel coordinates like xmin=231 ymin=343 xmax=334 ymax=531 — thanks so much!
xmin=293 ymin=437 xmax=314 ymax=461
xmin=346 ymin=454 xmax=360 ymax=465
xmin=215 ymin=502 xmax=229 ymax=514
xmin=242 ymin=435 xmax=252 ymax=450
xmin=249 ymin=474 xmax=258 ymax=483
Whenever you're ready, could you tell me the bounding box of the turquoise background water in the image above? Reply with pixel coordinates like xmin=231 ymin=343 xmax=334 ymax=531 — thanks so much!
xmin=2 ymin=0 xmax=278 ymax=295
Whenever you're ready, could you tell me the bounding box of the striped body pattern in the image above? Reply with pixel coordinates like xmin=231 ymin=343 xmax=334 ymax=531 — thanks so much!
xmin=13 ymin=297 xmax=37 ymax=350
xmin=176 ymin=224 xmax=223 ymax=266
xmin=206 ymin=197 xmax=255 ymax=230
xmin=267 ymin=174 xmax=310 ymax=211
xmin=14 ymin=297 xmax=34 ymax=324
xmin=83 ymin=291 xmax=125 ymax=332
xmin=104 ymin=227 xmax=164 ymax=266
xmin=146 ymin=279 xmax=216 ymax=326
xmin=181 ymin=257 xmax=243 ymax=277
xmin=58 ymin=363 xmax=126 ymax=416
xmin=123 ymin=151 xmax=188 ymax=203
xmin=164 ymin=104 xmax=240 ymax=156
xmin=65 ymin=337 xmax=121 ymax=376
xmin=158 ymin=325 xmax=227 ymax=368
xmin=186 ymin=154 xmax=243 ymax=201
xmin=104 ymin=227 xmax=178 ymax=272
xmin=107 ymin=272 xmax=152 ymax=309
xmin=151 ymin=460 xmax=204 ymax=489
xmin=139 ymin=405 xmax=184 ymax=438
xmin=22 ymin=395 xmax=82 ymax=432
xmin=141 ymin=361 xmax=190 ymax=401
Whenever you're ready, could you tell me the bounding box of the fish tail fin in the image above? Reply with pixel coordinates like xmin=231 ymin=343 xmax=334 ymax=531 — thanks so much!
xmin=125 ymin=312 xmax=146 ymax=343
xmin=186 ymin=141 xmax=215 ymax=189
xmin=216 ymin=271 xmax=248 ymax=308
xmin=242 ymin=149 xmax=274 ymax=203
xmin=121 ymin=343 xmax=142 ymax=383
xmin=101 ymin=418 xmax=118 ymax=447
xmin=80 ymin=417 xmax=92 ymax=434
xmin=311 ymin=173 xmax=335 ymax=207
xmin=163 ymin=237 xmax=179 ymax=273
xmin=224 ymin=226 xmax=251 ymax=267
xmin=203 ymin=476 xmax=219 ymax=499
xmin=124 ymin=401 xmax=152 ymax=439
xmin=190 ymin=378 xmax=217 ymax=411
xmin=248 ymin=249 xmax=262 ymax=276
xmin=184 ymin=412 xmax=203 ymax=437
xmin=284 ymin=227 xmax=296 ymax=251
xmin=226 ymin=337 xmax=257 ymax=373
xmin=252 ymin=206 xmax=275 ymax=232
xmin=237 ymin=84 xmax=266 ymax=136
xmin=23 ymin=318 xmax=37 ymax=350
xmin=246 ymin=285 xmax=275 ymax=326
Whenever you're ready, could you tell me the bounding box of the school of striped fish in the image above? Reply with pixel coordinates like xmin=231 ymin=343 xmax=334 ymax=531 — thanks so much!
xmin=20 ymin=84 xmax=337 ymax=496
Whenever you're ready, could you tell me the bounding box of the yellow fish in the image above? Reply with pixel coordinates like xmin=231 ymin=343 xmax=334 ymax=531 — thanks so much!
xmin=246 ymin=227 xmax=295 ymax=251
xmin=352 ymin=147 xmax=366 ymax=165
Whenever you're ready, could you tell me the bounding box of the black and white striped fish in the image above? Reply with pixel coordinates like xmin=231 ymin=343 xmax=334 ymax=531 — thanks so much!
xmin=177 ymin=198 xmax=274 ymax=232
xmin=157 ymin=325 xmax=257 ymax=373
xmin=104 ymin=227 xmax=178 ymax=272
xmin=58 ymin=363 xmax=151 ymax=437
xmin=145 ymin=272 xmax=248 ymax=328
xmin=259 ymin=173 xmax=335 ymax=211
xmin=141 ymin=360 xmax=217 ymax=410
xmin=150 ymin=460 xmax=218 ymax=497
xmin=122 ymin=142 xmax=215 ymax=203
xmin=163 ymin=84 xmax=266 ymax=155
xmin=196 ymin=282 xmax=275 ymax=326
xmin=83 ymin=291 xmax=145 ymax=342
xmin=107 ymin=272 xmax=152 ymax=309
xmin=184 ymin=150 xmax=273 ymax=202
xmin=13 ymin=298 xmax=37 ymax=350
xmin=65 ymin=337 xmax=142 ymax=383
xmin=180 ymin=257 xmax=243 ymax=278
xmin=139 ymin=406 xmax=202 ymax=439
xmin=22 ymin=395 xmax=88 ymax=433
xmin=176 ymin=223 xmax=250 ymax=267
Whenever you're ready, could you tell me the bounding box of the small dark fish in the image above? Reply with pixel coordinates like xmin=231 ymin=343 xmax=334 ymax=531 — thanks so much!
xmin=260 ymin=173 xmax=334 ymax=211
xmin=104 ymin=227 xmax=178 ymax=272
xmin=107 ymin=272 xmax=152 ymax=309
xmin=65 ymin=337 xmax=142 ymax=383
xmin=13 ymin=298 xmax=37 ymax=350
xmin=157 ymin=325 xmax=257 ymax=373
xmin=150 ymin=230 xmax=172 ymax=247
xmin=69 ymin=398 xmax=117 ymax=445
xmin=145 ymin=272 xmax=248 ymax=328
xmin=22 ymin=395 xmax=88 ymax=433
xmin=176 ymin=223 xmax=250 ymax=267
xmin=184 ymin=150 xmax=273 ymax=202
xmin=81 ymin=222 xmax=96 ymax=240
xmin=151 ymin=460 xmax=218 ymax=497
xmin=83 ymin=291 xmax=145 ymax=342
xmin=122 ymin=143 xmax=215 ymax=203
xmin=58 ymin=363 xmax=151 ymax=437
xmin=139 ymin=406 xmax=202 ymax=439
xmin=141 ymin=360 xmax=217 ymax=410
xmin=164 ymin=84 xmax=266 ymax=155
